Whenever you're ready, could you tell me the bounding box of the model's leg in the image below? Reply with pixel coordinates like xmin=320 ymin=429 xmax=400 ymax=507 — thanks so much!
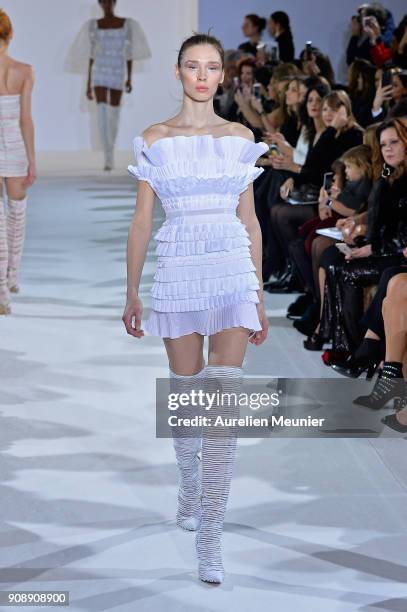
xmin=196 ymin=327 xmax=249 ymax=583
xmin=4 ymin=177 xmax=27 ymax=295
xmin=163 ymin=333 xmax=205 ymax=530
xmin=107 ymin=89 xmax=123 ymax=170
xmin=94 ymin=87 xmax=110 ymax=170
xmin=0 ymin=178 xmax=10 ymax=314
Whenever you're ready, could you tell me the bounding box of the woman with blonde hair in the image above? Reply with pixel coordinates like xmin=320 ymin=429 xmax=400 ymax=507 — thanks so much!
xmin=0 ymin=9 xmax=36 ymax=314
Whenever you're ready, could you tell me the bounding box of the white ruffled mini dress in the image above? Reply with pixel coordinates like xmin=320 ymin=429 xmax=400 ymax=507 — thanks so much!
xmin=128 ymin=134 xmax=268 ymax=339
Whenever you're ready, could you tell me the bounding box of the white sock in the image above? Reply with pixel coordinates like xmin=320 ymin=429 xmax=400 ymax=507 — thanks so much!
xmin=107 ymin=105 xmax=121 ymax=169
xmin=96 ymin=102 xmax=110 ymax=168
xmin=196 ymin=364 xmax=243 ymax=583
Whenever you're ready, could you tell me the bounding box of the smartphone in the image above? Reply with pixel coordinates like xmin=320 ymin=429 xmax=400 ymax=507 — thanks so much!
xmin=335 ymin=243 xmax=354 ymax=256
xmin=252 ymin=83 xmax=262 ymax=100
xmin=381 ymin=68 xmax=392 ymax=88
xmin=233 ymin=76 xmax=240 ymax=91
xmin=323 ymin=172 xmax=334 ymax=193
xmin=304 ymin=41 xmax=313 ymax=61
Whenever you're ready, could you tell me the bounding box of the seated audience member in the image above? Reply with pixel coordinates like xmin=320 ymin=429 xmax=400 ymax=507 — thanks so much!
xmin=318 ymin=118 xmax=407 ymax=355
xmin=257 ymin=79 xmax=330 ymax=285
xmin=234 ymin=63 xmax=300 ymax=135
xmin=348 ymin=59 xmax=380 ymax=126
xmin=267 ymin=11 xmax=295 ymax=62
xmin=214 ymin=49 xmax=245 ymax=119
xmin=300 ymin=45 xmax=335 ymax=85
xmin=295 ymin=145 xmax=373 ymax=347
xmin=268 ymin=90 xmax=364 ymax=292
xmin=239 ymin=14 xmax=267 ymax=57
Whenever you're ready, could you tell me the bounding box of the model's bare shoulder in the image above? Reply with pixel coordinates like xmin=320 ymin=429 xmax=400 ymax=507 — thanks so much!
xmin=142 ymin=123 xmax=171 ymax=147
xmin=227 ymin=122 xmax=255 ymax=142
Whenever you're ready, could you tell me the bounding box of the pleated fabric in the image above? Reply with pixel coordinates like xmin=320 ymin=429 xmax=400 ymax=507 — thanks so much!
xmin=127 ymin=134 xmax=269 ymax=339
xmin=0 ymin=95 xmax=28 ymax=177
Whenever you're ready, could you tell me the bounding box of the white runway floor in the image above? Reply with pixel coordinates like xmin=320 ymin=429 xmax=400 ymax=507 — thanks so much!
xmin=1 ymin=174 xmax=407 ymax=611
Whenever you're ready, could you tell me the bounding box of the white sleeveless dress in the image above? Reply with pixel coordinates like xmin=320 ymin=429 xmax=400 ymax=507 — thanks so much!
xmin=0 ymin=94 xmax=28 ymax=177
xmin=128 ymin=134 xmax=269 ymax=339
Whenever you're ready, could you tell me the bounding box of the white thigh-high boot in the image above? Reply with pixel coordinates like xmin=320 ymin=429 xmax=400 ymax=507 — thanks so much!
xmin=7 ymin=197 xmax=27 ymax=295
xmin=96 ymin=102 xmax=111 ymax=170
xmin=107 ymin=105 xmax=121 ymax=170
xmin=196 ymin=364 xmax=243 ymax=584
xmin=169 ymin=362 xmax=206 ymax=531
xmin=0 ymin=198 xmax=11 ymax=314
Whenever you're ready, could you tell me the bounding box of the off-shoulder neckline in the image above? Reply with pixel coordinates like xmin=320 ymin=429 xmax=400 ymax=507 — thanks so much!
xmin=138 ymin=134 xmax=268 ymax=153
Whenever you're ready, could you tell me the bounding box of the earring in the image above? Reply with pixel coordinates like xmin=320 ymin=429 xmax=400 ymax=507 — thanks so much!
xmin=381 ymin=162 xmax=391 ymax=178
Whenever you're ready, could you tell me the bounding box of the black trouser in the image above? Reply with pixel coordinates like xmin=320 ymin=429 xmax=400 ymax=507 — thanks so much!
xmin=360 ymin=265 xmax=407 ymax=338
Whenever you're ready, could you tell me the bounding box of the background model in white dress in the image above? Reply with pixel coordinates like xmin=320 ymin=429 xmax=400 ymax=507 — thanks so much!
xmin=128 ymin=134 xmax=268 ymax=339
xmin=0 ymin=94 xmax=28 ymax=177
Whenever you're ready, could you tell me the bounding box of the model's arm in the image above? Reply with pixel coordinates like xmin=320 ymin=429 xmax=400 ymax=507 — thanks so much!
xmin=87 ymin=58 xmax=94 ymax=99
xmin=126 ymin=60 xmax=132 ymax=92
xmin=19 ymin=65 xmax=36 ymax=186
xmin=122 ymin=180 xmax=155 ymax=338
xmin=231 ymin=124 xmax=269 ymax=344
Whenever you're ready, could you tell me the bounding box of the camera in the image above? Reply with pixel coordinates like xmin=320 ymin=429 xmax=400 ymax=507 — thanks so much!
xmin=268 ymin=143 xmax=281 ymax=157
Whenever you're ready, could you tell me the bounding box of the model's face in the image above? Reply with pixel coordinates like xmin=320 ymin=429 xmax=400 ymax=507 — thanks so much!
xmin=285 ymin=80 xmax=300 ymax=106
xmin=307 ymin=90 xmax=322 ymax=118
xmin=99 ymin=0 xmax=115 ymax=13
xmin=240 ymin=65 xmax=254 ymax=86
xmin=380 ymin=127 xmax=406 ymax=167
xmin=322 ymin=102 xmax=335 ymax=127
xmin=345 ymin=161 xmax=364 ymax=181
xmin=242 ymin=18 xmax=257 ymax=37
xmin=392 ymin=75 xmax=407 ymax=102
xmin=176 ymin=44 xmax=224 ymax=102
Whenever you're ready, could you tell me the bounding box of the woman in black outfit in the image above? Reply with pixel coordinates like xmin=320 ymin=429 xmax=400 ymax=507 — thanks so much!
xmin=255 ymin=78 xmax=327 ymax=282
xmin=267 ymin=11 xmax=295 ymax=63
xmin=348 ymin=59 xmax=380 ymax=127
xmin=320 ymin=118 xmax=407 ymax=359
xmin=239 ymin=14 xmax=266 ymax=57
xmin=271 ymin=90 xmax=363 ymax=281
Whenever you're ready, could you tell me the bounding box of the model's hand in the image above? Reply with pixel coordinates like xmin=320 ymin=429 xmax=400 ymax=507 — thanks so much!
xmin=86 ymin=84 xmax=93 ymax=100
xmin=250 ymin=302 xmax=269 ymax=345
xmin=122 ymin=294 xmax=144 ymax=338
xmin=125 ymin=79 xmax=132 ymax=93
xmin=23 ymin=162 xmax=37 ymax=187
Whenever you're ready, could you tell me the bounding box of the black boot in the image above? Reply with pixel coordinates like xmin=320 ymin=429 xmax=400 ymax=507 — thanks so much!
xmin=353 ymin=362 xmax=406 ymax=409
xmin=331 ymin=338 xmax=384 ymax=380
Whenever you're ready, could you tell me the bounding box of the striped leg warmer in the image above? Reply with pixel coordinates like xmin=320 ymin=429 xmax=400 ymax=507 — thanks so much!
xmin=169 ymin=363 xmax=206 ymax=531
xmin=7 ymin=197 xmax=27 ymax=294
xmin=0 ymin=198 xmax=11 ymax=314
xmin=196 ymin=364 xmax=243 ymax=584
